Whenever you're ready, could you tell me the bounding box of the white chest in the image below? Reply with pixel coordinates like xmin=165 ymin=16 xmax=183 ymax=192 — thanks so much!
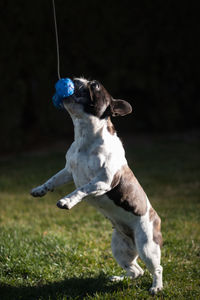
xmin=66 ymin=130 xmax=127 ymax=188
xmin=68 ymin=147 xmax=100 ymax=186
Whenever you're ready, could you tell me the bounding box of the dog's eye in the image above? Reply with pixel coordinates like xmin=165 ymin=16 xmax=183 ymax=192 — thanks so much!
xmin=90 ymin=81 xmax=100 ymax=90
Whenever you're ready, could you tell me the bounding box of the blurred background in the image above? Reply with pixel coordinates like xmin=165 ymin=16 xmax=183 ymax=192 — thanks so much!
xmin=0 ymin=0 xmax=199 ymax=153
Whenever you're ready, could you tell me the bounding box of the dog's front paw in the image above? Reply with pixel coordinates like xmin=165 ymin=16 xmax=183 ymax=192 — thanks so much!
xmin=30 ymin=185 xmax=47 ymax=197
xmin=57 ymin=198 xmax=72 ymax=210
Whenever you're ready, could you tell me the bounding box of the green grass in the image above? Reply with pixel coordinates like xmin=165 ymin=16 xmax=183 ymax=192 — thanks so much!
xmin=0 ymin=134 xmax=200 ymax=299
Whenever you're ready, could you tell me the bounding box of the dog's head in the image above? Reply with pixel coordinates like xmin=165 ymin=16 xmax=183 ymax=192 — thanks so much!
xmin=63 ymin=78 xmax=132 ymax=119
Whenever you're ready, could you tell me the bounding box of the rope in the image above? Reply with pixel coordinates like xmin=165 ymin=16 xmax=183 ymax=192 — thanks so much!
xmin=52 ymin=0 xmax=61 ymax=80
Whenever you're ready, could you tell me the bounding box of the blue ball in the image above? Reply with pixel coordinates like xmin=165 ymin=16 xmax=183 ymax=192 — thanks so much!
xmin=52 ymin=94 xmax=64 ymax=109
xmin=52 ymin=78 xmax=75 ymax=109
xmin=55 ymin=78 xmax=74 ymax=98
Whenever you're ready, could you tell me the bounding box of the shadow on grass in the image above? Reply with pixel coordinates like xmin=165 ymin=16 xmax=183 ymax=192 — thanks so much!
xmin=0 ymin=274 xmax=126 ymax=300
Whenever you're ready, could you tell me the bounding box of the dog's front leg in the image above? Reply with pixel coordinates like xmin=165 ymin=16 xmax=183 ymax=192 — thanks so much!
xmin=31 ymin=167 xmax=72 ymax=197
xmin=57 ymin=174 xmax=111 ymax=210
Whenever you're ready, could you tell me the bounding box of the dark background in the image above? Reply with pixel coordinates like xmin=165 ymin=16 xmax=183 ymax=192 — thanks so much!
xmin=0 ymin=0 xmax=199 ymax=153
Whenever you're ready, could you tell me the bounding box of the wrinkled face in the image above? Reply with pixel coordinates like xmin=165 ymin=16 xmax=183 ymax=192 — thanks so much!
xmin=63 ymin=78 xmax=132 ymax=119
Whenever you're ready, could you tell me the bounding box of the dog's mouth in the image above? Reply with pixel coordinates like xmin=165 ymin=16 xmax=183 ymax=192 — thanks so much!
xmin=63 ymin=79 xmax=101 ymax=106
xmin=74 ymin=82 xmax=89 ymax=97
xmin=67 ymin=79 xmax=90 ymax=104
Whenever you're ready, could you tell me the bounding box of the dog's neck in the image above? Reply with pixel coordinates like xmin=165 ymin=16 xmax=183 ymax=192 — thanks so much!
xmin=71 ymin=115 xmax=113 ymax=147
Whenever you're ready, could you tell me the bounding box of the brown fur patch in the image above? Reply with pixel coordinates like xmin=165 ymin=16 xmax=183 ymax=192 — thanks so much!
xmin=107 ymin=165 xmax=147 ymax=216
xmin=107 ymin=117 xmax=116 ymax=135
xmin=149 ymin=207 xmax=163 ymax=247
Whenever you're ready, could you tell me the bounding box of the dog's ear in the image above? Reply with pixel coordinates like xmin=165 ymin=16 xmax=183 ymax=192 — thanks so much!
xmin=110 ymin=99 xmax=132 ymax=117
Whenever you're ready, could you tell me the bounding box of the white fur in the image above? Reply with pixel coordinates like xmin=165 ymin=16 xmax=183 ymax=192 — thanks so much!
xmin=31 ymin=78 xmax=163 ymax=294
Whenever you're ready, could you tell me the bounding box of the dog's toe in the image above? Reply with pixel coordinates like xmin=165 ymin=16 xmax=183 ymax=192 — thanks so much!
xmin=57 ymin=199 xmax=70 ymax=209
xmin=110 ymin=275 xmax=125 ymax=282
xmin=30 ymin=186 xmax=46 ymax=197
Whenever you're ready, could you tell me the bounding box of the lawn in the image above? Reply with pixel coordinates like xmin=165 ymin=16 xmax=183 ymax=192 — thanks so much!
xmin=0 ymin=134 xmax=200 ymax=299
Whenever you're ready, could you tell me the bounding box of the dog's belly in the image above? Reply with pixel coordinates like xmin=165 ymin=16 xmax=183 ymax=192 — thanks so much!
xmin=85 ymin=194 xmax=142 ymax=233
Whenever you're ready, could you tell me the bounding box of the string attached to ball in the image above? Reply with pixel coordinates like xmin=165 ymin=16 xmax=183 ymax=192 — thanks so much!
xmin=52 ymin=0 xmax=75 ymax=109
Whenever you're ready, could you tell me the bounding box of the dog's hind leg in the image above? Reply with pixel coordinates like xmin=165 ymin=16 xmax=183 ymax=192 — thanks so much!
xmin=111 ymin=229 xmax=144 ymax=281
xmin=135 ymin=224 xmax=163 ymax=294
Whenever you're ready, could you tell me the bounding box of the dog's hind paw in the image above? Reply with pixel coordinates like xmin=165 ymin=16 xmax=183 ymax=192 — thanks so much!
xmin=149 ymin=286 xmax=163 ymax=295
xmin=110 ymin=275 xmax=125 ymax=282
